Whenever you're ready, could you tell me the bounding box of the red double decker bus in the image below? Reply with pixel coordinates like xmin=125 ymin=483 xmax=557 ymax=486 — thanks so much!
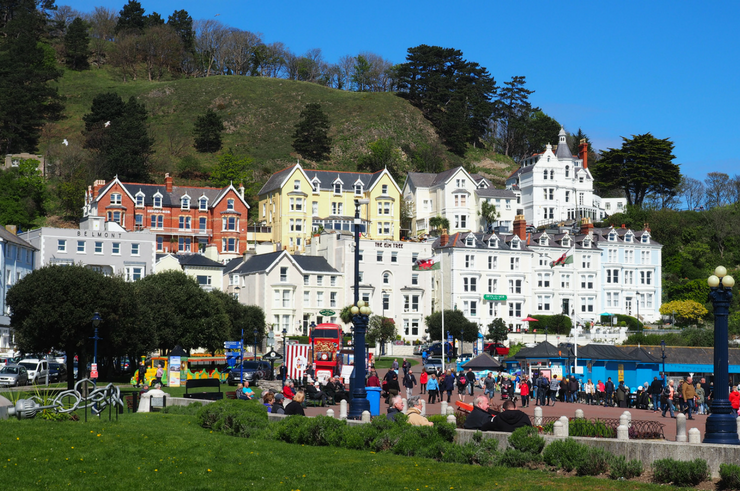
xmin=309 ymin=323 xmax=343 ymax=381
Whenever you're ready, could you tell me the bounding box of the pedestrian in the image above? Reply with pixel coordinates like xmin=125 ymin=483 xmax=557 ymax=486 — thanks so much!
xmin=596 ymin=380 xmax=605 ymax=405
xmin=457 ymin=371 xmax=468 ymax=402
xmin=548 ymin=374 xmax=560 ymax=406
xmin=616 ymin=380 xmax=628 ymax=408
xmin=605 ymin=377 xmax=615 ymax=407
xmin=683 ymin=376 xmax=696 ymax=420
xmin=402 ymin=358 xmax=411 ymax=376
xmin=649 ymin=376 xmax=664 ymax=412
xmin=137 ymin=360 xmax=146 ymax=388
xmin=568 ymin=377 xmax=579 ymax=403
xmin=385 ymin=372 xmax=400 ymax=404
xmin=403 ymin=369 xmax=417 ymax=398
xmin=661 ymin=380 xmax=676 ymax=418
xmin=420 ymin=370 xmax=428 ymax=394
xmin=696 ymin=382 xmax=705 ymax=415
xmin=484 ymin=372 xmax=496 ymax=400
xmin=536 ymin=372 xmax=549 ymax=406
xmin=155 ymin=363 xmax=164 ymax=387
xmin=285 ymin=391 xmax=306 ymax=416
xmin=520 ymin=376 xmax=530 ymax=407
xmin=391 ymin=359 xmax=399 ymax=372
xmin=443 ymin=369 xmax=455 ymax=403
xmin=465 ymin=367 xmax=476 ymax=396
xmin=427 ymin=373 xmax=439 ymax=404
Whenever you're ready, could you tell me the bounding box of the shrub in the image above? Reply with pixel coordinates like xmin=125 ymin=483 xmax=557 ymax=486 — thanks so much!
xmin=652 ymin=458 xmax=709 ymax=487
xmin=542 ymin=438 xmax=588 ymax=471
xmin=273 ymin=415 xmax=346 ymax=446
xmin=609 ymin=455 xmax=643 ymax=480
xmin=427 ymin=414 xmax=448 ymax=425
xmin=470 ymin=438 xmax=499 ymax=467
xmin=162 ymin=402 xmax=202 ymax=416
xmin=576 ymin=447 xmax=611 ymax=476
xmin=508 ymin=425 xmax=545 ymax=454
xmin=569 ymin=418 xmax=616 ymax=438
xmin=498 ymin=448 xmax=541 ymax=468
xmin=720 ymin=463 xmax=740 ymax=490
xmin=196 ymin=400 xmax=269 ymax=439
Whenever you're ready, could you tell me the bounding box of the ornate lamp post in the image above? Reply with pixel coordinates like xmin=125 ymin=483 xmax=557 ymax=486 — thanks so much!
xmin=253 ymin=328 xmax=259 ymax=363
xmin=660 ymin=340 xmax=666 ymax=383
xmin=348 ymin=198 xmax=370 ymax=419
xmin=89 ymin=312 xmax=102 ymax=382
xmin=282 ymin=327 xmax=288 ymax=383
xmin=704 ymin=266 xmax=739 ymax=445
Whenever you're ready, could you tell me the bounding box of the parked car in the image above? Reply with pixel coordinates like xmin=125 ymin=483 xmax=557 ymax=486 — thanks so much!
xmin=226 ymin=361 xmax=271 ymax=385
xmin=0 ymin=357 xmax=16 ymax=369
xmin=18 ymin=358 xmax=49 ymax=384
xmin=413 ymin=344 xmax=429 ymax=356
xmin=48 ymin=362 xmax=68 ymax=383
xmin=483 ymin=343 xmax=510 ymax=356
xmin=0 ymin=364 xmax=29 ymax=386
xmin=427 ymin=342 xmax=457 ymax=358
xmin=423 ymin=358 xmax=444 ymax=374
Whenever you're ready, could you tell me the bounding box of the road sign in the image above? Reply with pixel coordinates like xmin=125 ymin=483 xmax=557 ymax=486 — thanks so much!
xmin=224 ymin=341 xmax=242 ymax=349
xmin=319 ymin=309 xmax=335 ymax=316
xmin=483 ymin=294 xmax=507 ymax=301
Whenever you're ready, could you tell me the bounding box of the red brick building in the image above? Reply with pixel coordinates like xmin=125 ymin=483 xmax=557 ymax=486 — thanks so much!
xmin=83 ymin=174 xmax=250 ymax=258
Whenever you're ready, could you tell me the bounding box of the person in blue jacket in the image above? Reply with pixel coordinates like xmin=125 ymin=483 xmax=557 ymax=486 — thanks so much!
xmin=427 ymin=373 xmax=440 ymax=404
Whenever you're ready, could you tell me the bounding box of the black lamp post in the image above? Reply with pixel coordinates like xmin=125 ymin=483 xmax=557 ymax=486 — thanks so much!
xmin=660 ymin=340 xmax=666 ymax=383
xmin=282 ymin=327 xmax=288 ymax=383
xmin=704 ymin=266 xmax=739 ymax=445
xmin=544 ymin=327 xmax=548 ymax=343
xmin=240 ymin=326 xmax=244 ymax=384
xmin=90 ymin=312 xmax=102 ymax=381
xmin=348 ymin=198 xmax=370 ymax=420
xmin=253 ymin=328 xmax=259 ymax=363
xmin=566 ymin=343 xmax=572 ymax=378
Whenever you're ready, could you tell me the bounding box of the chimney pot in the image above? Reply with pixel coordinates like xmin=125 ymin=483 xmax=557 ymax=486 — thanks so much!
xmin=513 ymin=214 xmax=527 ymax=240
xmin=165 ymin=173 xmax=173 ymax=193
xmin=578 ymin=139 xmax=589 ymax=169
xmin=440 ymin=229 xmax=449 ymax=247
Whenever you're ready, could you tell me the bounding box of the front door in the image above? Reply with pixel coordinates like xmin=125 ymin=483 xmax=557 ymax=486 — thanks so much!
xmin=561 ymin=298 xmax=570 ymax=315
xmin=625 ymin=298 xmax=633 ymax=316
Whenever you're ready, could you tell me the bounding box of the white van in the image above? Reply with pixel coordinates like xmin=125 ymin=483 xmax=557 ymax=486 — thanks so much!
xmin=18 ymin=359 xmax=49 ymax=384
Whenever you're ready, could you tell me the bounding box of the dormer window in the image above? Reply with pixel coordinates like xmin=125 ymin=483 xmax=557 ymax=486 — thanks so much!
xmin=227 ymin=198 xmax=235 ymax=211
xmin=111 ymin=193 xmax=122 ymax=205
xmin=181 ymin=195 xmax=190 ymax=210
xmin=511 ymin=238 xmax=520 ymax=250
xmin=625 ymin=233 xmax=633 ymax=243
xmin=488 ymin=238 xmax=499 ymax=248
xmin=135 ymin=192 xmax=144 ymax=207
xmin=199 ymin=196 xmax=208 ymax=211
xmin=562 ymin=237 xmax=570 ymax=247
xmin=583 ymin=238 xmax=591 ymax=248
xmin=641 ymin=234 xmax=650 ymax=244
xmin=465 ymin=235 xmax=475 ymax=247
xmin=333 ymin=182 xmax=342 ymax=194
xmin=539 ymin=237 xmax=548 ymax=246
xmin=312 ymin=179 xmax=320 ymax=193
xmin=608 ymin=232 xmax=617 ymax=242
xmin=153 ymin=193 xmax=162 ymax=208
xmin=354 ymin=183 xmax=363 ymax=196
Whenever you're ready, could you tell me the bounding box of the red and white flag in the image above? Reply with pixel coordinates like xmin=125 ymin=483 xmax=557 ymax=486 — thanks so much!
xmin=286 ymin=344 xmax=310 ymax=380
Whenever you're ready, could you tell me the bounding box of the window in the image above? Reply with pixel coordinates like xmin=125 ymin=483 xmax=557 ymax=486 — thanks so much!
xmin=608 ymin=248 xmax=617 ymax=262
xmin=580 ymin=274 xmax=594 ymax=289
xmin=454 ymin=214 xmax=468 ymax=229
xmin=94 ymin=242 xmax=103 ymax=254
xmin=312 ymin=180 xmax=320 ymax=193
xmin=330 ymin=292 xmax=337 ymax=307
xmin=317 ymin=291 xmax=324 ymax=307
xmin=77 ymin=240 xmax=85 ymax=253
xmin=151 ymin=215 xmax=163 ymax=229
xmin=581 ymin=255 xmax=591 ymax=269
xmin=181 ymin=196 xmax=190 ymax=210
xmin=580 ymin=296 xmax=594 ymax=313
xmin=280 ymin=267 xmax=288 ymax=282
xmin=453 ymin=194 xmax=467 ymax=207
xmin=312 ymin=201 xmax=318 ymax=217
xmin=354 ymin=183 xmax=362 ymax=195
xmin=411 ymin=295 xmax=419 ymax=312
xmin=294 ymin=179 xmax=301 ymax=191
xmin=302 ymin=275 xmax=309 ymax=286
xmin=179 ymin=216 xmax=191 ymax=230
xmin=131 ymin=243 xmax=140 ymax=256
xmin=641 ymin=250 xmax=650 ymax=264
xmin=455 ymin=178 xmax=465 ymax=188
xmin=107 ymin=211 xmax=122 ymax=224
xmin=625 ymin=250 xmax=634 ymax=263
xmin=487 ymin=278 xmax=497 ymax=292
xmin=508 ymin=302 xmax=522 ymax=318
xmin=283 ymin=290 xmax=291 ymax=308
xmin=358 ymin=250 xmax=364 ymax=261
xmin=625 ymin=233 xmax=633 ymax=243
xmin=382 ymin=294 xmax=390 ymax=310
xmin=303 ymin=291 xmax=310 ymax=307
xmin=607 ymin=269 xmax=619 ymax=284
xmin=488 ymin=256 xmax=497 ymax=269
xmin=126 ymin=267 xmax=143 ymax=282
xmin=565 ymin=166 xmax=570 ymax=178
xmin=197 ymin=275 xmax=212 ymax=287
xmin=464 ymin=300 xmax=477 ymax=317
xmin=508 ymin=279 xmax=522 ymax=294
xmin=465 ymin=254 xmax=474 ymax=268
xmin=134 ymin=214 xmax=143 ymax=229
xmin=463 ymin=277 xmax=477 ymax=292
xmin=377 ymin=201 xmax=391 ymax=215
xmin=377 ymin=251 xmax=383 ymax=262
xmin=382 ymin=184 xmax=388 ymax=195
xmin=465 ymin=235 xmax=474 ymax=247
xmin=199 ymin=197 xmax=208 ymax=210
xmin=111 ymin=193 xmax=122 ymax=205
xmin=565 ymin=191 xmax=570 ymax=203
xmin=222 ymin=238 xmax=237 ymax=252
xmin=412 ymin=274 xmax=419 ymax=285
xmin=543 ymin=169 xmax=548 ymax=180
xmin=625 ymin=270 xmax=634 ymax=285
xmin=536 ymin=273 xmax=550 ymax=287
xmin=391 ymin=251 xmax=398 ymax=263
xmin=156 ymin=237 xmax=163 ymax=251
xmin=537 ymin=295 xmax=551 ymax=311
xmin=538 ymin=254 xmax=549 ymax=266
xmin=178 ymin=238 xmax=191 ymax=252
xmin=153 ymin=194 xmax=162 ymax=208
xmin=333 ymin=182 xmax=342 ymax=194
xmin=641 ymin=271 xmax=653 ymax=285
xmin=376 ymin=222 xmax=391 ymax=235
xmin=330 ymin=276 xmax=337 ymax=286
xmin=561 ymin=274 xmax=571 ymax=288
xmin=317 ymin=275 xmax=323 ymax=286
xmin=641 ymin=234 xmax=650 ymax=244
xmin=227 ymin=199 xmax=235 ymax=211
xmin=112 ymin=242 xmax=120 ymax=254
xmin=362 ymin=292 xmax=370 ymax=304
xmin=135 ymin=193 xmax=144 ymax=207
xmin=488 ymin=302 xmax=497 ymax=317
xmin=331 ymin=202 xmax=343 ymax=215
xmin=199 ymin=217 xmax=207 ymax=231
xmin=510 ymin=257 xmax=519 ymax=271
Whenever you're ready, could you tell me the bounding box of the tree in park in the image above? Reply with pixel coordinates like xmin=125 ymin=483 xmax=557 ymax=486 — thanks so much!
xmin=292 ymin=102 xmax=332 ymax=161
xmin=193 ymin=109 xmax=224 ymax=153
xmin=210 ymin=290 xmax=266 ymax=344
xmin=63 ymin=17 xmax=91 ymax=70
xmin=6 ymin=265 xmax=144 ymax=390
xmin=0 ymin=0 xmax=64 ymax=155
xmin=591 ymin=133 xmax=680 ymax=207
xmin=479 ymin=200 xmax=499 ymax=232
xmin=366 ymin=316 xmax=397 ymax=346
xmin=114 ymin=0 xmax=146 ymax=34
xmin=396 ymin=45 xmax=497 ymax=156
xmin=424 ymin=310 xmax=479 ymax=343
xmin=486 ymin=318 xmax=508 ymax=344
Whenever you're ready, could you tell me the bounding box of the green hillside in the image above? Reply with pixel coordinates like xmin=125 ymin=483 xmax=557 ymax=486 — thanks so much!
xmin=50 ymin=67 xmax=516 ymax=184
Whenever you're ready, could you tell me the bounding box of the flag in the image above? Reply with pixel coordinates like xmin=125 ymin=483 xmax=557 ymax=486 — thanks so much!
xmin=413 ymin=255 xmax=442 ymax=271
xmin=550 ymin=246 xmax=575 ymax=268
xmin=286 ymin=344 xmax=310 ymax=380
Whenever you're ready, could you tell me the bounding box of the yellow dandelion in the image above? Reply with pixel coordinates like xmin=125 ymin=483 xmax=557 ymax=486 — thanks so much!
xmin=97 ymin=434 xmax=101 ymax=437
xmin=155 ymin=469 xmax=158 ymax=472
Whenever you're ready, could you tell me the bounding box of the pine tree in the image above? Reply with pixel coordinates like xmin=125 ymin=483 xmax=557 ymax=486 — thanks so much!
xmin=64 ymin=17 xmax=90 ymax=70
xmin=494 ymin=75 xmax=536 ymax=158
xmin=167 ymin=9 xmax=194 ymax=53
xmin=0 ymin=0 xmax=64 ymax=154
xmin=292 ymin=103 xmax=332 ymax=161
xmin=193 ymin=109 xmax=224 ymax=153
xmin=115 ymin=0 xmax=146 ymax=34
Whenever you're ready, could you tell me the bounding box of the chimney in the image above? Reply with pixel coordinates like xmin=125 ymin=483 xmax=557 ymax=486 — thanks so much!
xmin=439 ymin=228 xmax=449 ymax=247
xmin=93 ymin=179 xmax=105 ymax=199
xmin=165 ymin=173 xmax=173 ymax=193
xmin=580 ymin=217 xmax=593 ymax=235
xmin=644 ymin=222 xmax=651 ymax=233
xmin=239 ymin=183 xmax=245 ymax=200
xmin=513 ymin=215 xmax=527 ymax=240
xmin=578 ymin=139 xmax=588 ymax=169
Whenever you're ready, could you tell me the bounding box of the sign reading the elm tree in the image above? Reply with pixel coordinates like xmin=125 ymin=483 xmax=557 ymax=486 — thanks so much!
xmin=319 ymin=310 xmax=335 ymax=316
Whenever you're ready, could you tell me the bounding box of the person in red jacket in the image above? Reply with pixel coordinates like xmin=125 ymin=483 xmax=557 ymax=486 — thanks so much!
xmin=283 ymin=380 xmax=296 ymax=400
xmin=420 ymin=370 xmax=428 ymax=394
xmin=519 ymin=378 xmax=530 ymax=407
xmin=729 ymin=385 xmax=740 ymax=412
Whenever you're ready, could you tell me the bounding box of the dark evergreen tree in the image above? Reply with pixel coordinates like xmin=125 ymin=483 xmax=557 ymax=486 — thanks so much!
xmin=0 ymin=0 xmax=64 ymax=154
xmin=591 ymin=133 xmax=680 ymax=207
xmin=520 ymin=110 xmax=561 ymax=158
xmin=114 ymin=0 xmax=146 ymax=34
xmin=193 ymin=109 xmax=224 ymax=153
xmin=395 ymin=45 xmax=497 ymax=156
xmin=82 ymin=92 xmax=125 ymax=151
xmin=63 ymin=17 xmax=90 ymax=70
xmin=493 ymin=75 xmax=536 ymax=158
xmin=167 ymin=9 xmax=194 ymax=52
xmin=145 ymin=11 xmax=164 ymax=27
xmin=292 ymin=102 xmax=332 ymax=161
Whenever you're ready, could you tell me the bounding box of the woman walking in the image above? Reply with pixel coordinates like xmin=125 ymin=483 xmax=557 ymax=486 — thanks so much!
xmin=427 ymin=373 xmax=439 ymax=404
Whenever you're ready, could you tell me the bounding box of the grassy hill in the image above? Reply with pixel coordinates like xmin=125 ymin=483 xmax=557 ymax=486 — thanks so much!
xmin=49 ymin=67 xmax=516 ymax=185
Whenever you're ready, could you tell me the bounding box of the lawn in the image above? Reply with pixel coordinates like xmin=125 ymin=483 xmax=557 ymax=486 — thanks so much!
xmin=0 ymin=412 xmax=687 ymax=490
xmin=373 ymin=357 xmax=420 ymax=369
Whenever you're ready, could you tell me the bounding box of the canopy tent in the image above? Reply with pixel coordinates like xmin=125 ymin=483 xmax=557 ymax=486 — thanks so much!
xmin=462 ymin=352 xmax=502 ymax=370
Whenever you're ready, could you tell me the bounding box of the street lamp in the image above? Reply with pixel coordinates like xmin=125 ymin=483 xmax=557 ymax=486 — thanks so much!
xmin=660 ymin=340 xmax=666 ymax=383
xmin=704 ymin=266 xmax=739 ymax=445
xmin=253 ymin=328 xmax=259 ymax=363
xmin=349 ymin=198 xmax=370 ymax=420
xmin=566 ymin=343 xmax=572 ymax=378
xmin=282 ymin=327 xmax=288 ymax=383
xmin=90 ymin=312 xmax=102 ymax=382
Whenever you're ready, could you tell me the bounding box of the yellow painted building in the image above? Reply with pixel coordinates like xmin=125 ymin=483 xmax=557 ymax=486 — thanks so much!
xmin=257 ymin=163 xmax=402 ymax=252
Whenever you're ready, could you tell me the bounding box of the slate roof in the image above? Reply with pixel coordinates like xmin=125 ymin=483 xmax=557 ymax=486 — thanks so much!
xmin=463 ymin=353 xmax=502 ymax=369
xmin=432 ymin=231 xmax=529 ymax=252
xmin=222 ymin=257 xmax=243 ymax=275
xmin=232 ymin=251 xmax=283 ymax=274
xmin=405 ymin=172 xmax=438 ymax=189
xmin=625 ymin=347 xmax=662 ymax=363
xmin=576 ymin=344 xmax=641 ymax=362
xmin=232 ymin=251 xmax=338 ymax=275
xmin=258 ymin=164 xmax=388 ymax=196
xmin=509 ymin=342 xmax=564 ymax=359
xmin=175 ymin=254 xmax=225 ymax=268
xmin=292 ymin=255 xmax=340 ymax=273
xmin=95 ymin=181 xmax=229 ymax=208
xmin=475 ymin=188 xmax=516 ymax=199
xmin=0 ymin=227 xmax=36 ymax=250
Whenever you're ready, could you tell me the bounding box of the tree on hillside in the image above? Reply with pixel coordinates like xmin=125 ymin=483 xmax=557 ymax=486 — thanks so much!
xmin=425 ymin=310 xmax=479 ymax=343
xmin=356 ymin=138 xmax=405 ymax=181
xmin=167 ymin=9 xmax=194 ymax=53
xmin=429 ymin=215 xmax=449 ymax=234
xmin=396 ymin=45 xmax=497 ymax=156
xmin=193 ymin=108 xmax=224 ymax=153
xmin=591 ymin=133 xmax=680 ymax=207
xmin=0 ymin=0 xmax=64 ymax=155
xmin=83 ymin=92 xmax=126 ymax=150
xmin=492 ymin=76 xmax=535 ymax=158
xmin=352 ymin=54 xmax=371 ymax=91
xmin=88 ymin=6 xmax=118 ymax=67
xmin=145 ymin=11 xmax=164 ymax=27
xmin=704 ymin=172 xmax=730 ymax=208
xmin=115 ymin=0 xmax=146 ymax=34
xmin=139 ymin=24 xmax=183 ymax=81
xmin=63 ymin=17 xmax=90 ymax=70
xmin=108 ymin=31 xmax=139 ymax=81
xmin=210 ymin=150 xmax=254 ymax=189
xmin=519 ymin=111 xmax=561 ymax=159
xmin=292 ymin=102 xmax=332 ymax=161
xmin=480 ymin=200 xmax=500 ymax=232
xmin=486 ymin=318 xmax=508 ymax=344
xmin=0 ymin=159 xmax=46 ymax=228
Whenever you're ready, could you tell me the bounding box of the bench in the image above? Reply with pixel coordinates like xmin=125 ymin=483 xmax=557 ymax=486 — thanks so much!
xmin=226 ymin=391 xmax=237 ymax=400
xmin=184 ymin=379 xmax=223 ymax=400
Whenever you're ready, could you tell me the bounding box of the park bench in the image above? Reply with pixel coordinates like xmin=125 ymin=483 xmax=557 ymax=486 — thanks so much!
xmin=184 ymin=379 xmax=223 ymax=400
xmin=225 ymin=391 xmax=237 ymax=400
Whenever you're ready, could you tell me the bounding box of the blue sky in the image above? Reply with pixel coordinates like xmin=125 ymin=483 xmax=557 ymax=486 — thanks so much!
xmin=63 ymin=0 xmax=740 ymax=181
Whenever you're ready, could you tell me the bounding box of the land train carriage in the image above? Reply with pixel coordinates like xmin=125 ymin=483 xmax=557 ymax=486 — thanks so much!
xmin=130 ymin=354 xmax=229 ymax=386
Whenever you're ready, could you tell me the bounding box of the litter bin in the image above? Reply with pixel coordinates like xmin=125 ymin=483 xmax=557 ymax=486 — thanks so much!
xmin=366 ymin=386 xmax=381 ymax=416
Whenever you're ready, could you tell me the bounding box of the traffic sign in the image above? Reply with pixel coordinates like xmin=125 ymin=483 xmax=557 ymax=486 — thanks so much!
xmin=483 ymin=294 xmax=507 ymax=301
xmin=224 ymin=341 xmax=242 ymax=349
